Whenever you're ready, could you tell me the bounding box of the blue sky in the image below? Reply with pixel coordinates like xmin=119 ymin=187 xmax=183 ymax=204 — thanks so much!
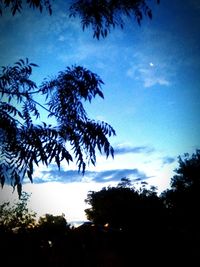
xmin=1 ymin=0 xmax=200 ymax=223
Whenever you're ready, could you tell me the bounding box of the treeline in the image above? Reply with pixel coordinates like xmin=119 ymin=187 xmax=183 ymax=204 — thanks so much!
xmin=0 ymin=150 xmax=200 ymax=266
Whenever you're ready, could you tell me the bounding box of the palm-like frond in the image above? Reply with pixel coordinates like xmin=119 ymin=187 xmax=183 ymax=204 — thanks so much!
xmin=0 ymin=60 xmax=115 ymax=196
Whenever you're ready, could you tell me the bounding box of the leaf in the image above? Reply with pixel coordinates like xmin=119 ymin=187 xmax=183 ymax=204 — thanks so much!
xmin=27 ymin=170 xmax=33 ymax=183
xmin=30 ymin=63 xmax=39 ymax=67
xmin=17 ymin=183 xmax=22 ymax=199
xmin=55 ymin=155 xmax=60 ymax=170
xmin=148 ymin=10 xmax=152 ymax=19
xmin=0 ymin=173 xmax=5 ymax=188
xmin=1 ymin=58 xmax=116 ymax=197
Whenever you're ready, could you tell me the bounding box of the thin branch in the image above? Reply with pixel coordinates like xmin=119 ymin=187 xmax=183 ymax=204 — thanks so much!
xmin=0 ymin=89 xmax=41 ymax=95
xmin=27 ymin=89 xmax=43 ymax=94
xmin=1 ymin=111 xmax=24 ymax=126
xmin=0 ymin=89 xmax=56 ymax=118
xmin=30 ymin=98 xmax=52 ymax=115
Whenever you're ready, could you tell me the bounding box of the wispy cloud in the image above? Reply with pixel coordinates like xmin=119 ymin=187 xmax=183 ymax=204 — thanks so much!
xmin=114 ymin=144 xmax=155 ymax=155
xmin=161 ymin=156 xmax=176 ymax=166
xmin=32 ymin=168 xmax=151 ymax=184
xmin=33 ymin=169 xmax=83 ymax=184
xmin=87 ymin=169 xmax=151 ymax=183
xmin=57 ymin=39 xmax=119 ymax=68
xmin=126 ymin=52 xmax=171 ymax=88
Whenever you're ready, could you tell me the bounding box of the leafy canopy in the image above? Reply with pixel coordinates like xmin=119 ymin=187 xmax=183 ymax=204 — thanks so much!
xmin=70 ymin=0 xmax=159 ymax=39
xmin=0 ymin=59 xmax=115 ymax=196
xmin=161 ymin=149 xmax=200 ymax=210
xmin=37 ymin=213 xmax=70 ymax=239
xmin=0 ymin=1 xmax=159 ymax=195
xmin=0 ymin=0 xmax=159 ymax=39
xmin=0 ymin=191 xmax=36 ymax=232
xmin=84 ymin=178 xmax=162 ymax=230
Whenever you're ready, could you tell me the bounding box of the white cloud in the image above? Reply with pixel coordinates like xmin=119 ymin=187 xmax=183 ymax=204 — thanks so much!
xmin=127 ymin=54 xmax=171 ymax=88
xmin=58 ymin=35 xmax=66 ymax=42
xmin=143 ymin=76 xmax=170 ymax=88
xmin=57 ymin=39 xmax=118 ymax=66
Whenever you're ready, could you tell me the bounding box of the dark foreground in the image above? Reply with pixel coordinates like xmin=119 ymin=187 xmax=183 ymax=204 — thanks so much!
xmin=1 ymin=222 xmax=199 ymax=267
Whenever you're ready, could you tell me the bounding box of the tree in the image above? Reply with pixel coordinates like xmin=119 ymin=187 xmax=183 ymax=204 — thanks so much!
xmin=70 ymin=0 xmax=160 ymax=39
xmin=161 ymin=150 xmax=200 ymax=210
xmin=85 ymin=178 xmax=163 ymax=232
xmin=0 ymin=0 xmax=159 ymax=39
xmin=171 ymin=149 xmax=200 ymax=191
xmin=37 ymin=213 xmax=70 ymax=237
xmin=84 ymin=178 xmax=168 ymax=265
xmin=0 ymin=0 xmax=160 ymax=195
xmin=0 ymin=59 xmax=115 ymax=195
xmin=161 ymin=150 xmax=200 ymax=244
xmin=0 ymin=0 xmax=52 ymax=15
xmin=0 ymin=191 xmax=36 ymax=232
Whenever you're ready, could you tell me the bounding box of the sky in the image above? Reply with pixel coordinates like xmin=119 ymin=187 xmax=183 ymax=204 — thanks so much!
xmin=0 ymin=0 xmax=200 ymax=224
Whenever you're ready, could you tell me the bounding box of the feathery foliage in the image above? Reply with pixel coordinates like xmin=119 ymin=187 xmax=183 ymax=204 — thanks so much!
xmin=0 ymin=192 xmax=36 ymax=232
xmin=70 ymin=0 xmax=159 ymax=39
xmin=0 ymin=0 xmax=159 ymax=39
xmin=0 ymin=59 xmax=115 ymax=196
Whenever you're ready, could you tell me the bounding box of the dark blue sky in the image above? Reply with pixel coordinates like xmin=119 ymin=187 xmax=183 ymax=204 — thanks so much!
xmin=1 ymin=0 xmax=200 ymax=221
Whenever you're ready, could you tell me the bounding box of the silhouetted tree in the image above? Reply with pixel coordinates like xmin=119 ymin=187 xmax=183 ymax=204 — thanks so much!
xmin=0 ymin=0 xmax=52 ymax=15
xmin=171 ymin=149 xmax=200 ymax=191
xmin=85 ymin=178 xmax=164 ymax=232
xmin=0 ymin=193 xmax=38 ymax=266
xmin=37 ymin=213 xmax=70 ymax=237
xmin=161 ymin=150 xmax=200 ymax=236
xmin=0 ymin=0 xmax=159 ymax=39
xmin=158 ymin=150 xmax=200 ymax=264
xmin=0 ymin=1 xmax=160 ymax=194
xmin=84 ymin=178 xmax=168 ymax=265
xmin=0 ymin=191 xmax=36 ymax=232
xmin=0 ymin=59 xmax=115 ymax=195
xmin=70 ymin=0 xmax=160 ymax=39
